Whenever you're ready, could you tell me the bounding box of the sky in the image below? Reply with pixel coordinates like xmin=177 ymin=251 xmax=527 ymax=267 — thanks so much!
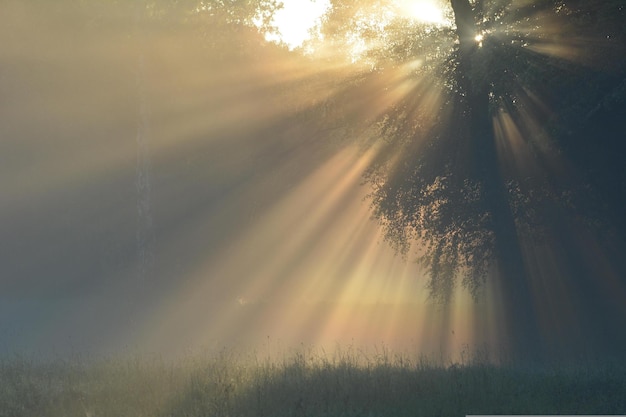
xmin=263 ymin=0 xmax=447 ymax=49
xmin=263 ymin=0 xmax=331 ymax=49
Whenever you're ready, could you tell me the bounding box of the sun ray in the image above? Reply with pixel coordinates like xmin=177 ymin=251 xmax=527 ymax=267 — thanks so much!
xmin=4 ymin=0 xmax=625 ymax=367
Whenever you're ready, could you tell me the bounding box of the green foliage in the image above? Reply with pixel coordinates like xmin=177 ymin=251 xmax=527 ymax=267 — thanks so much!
xmin=1 ymin=349 xmax=625 ymax=417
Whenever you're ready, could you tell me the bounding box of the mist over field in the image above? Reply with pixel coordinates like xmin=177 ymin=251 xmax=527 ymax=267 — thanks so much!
xmin=0 ymin=1 xmax=452 ymax=360
xmin=1 ymin=0 xmax=625 ymax=367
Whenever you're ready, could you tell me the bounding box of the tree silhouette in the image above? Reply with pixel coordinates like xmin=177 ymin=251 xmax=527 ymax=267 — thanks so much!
xmin=118 ymin=0 xmax=626 ymax=357
xmin=310 ymin=0 xmax=626 ymax=357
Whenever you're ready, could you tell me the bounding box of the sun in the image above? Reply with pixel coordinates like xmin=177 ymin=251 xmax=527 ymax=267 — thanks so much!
xmin=395 ymin=0 xmax=447 ymax=25
xmin=263 ymin=0 xmax=331 ymax=49
xmin=474 ymin=32 xmax=484 ymax=46
xmin=261 ymin=0 xmax=448 ymax=51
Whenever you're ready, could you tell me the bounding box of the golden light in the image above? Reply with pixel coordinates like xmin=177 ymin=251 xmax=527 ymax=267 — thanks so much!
xmin=5 ymin=0 xmax=625 ymax=369
xmin=262 ymin=0 xmax=331 ymax=49
xmin=395 ymin=0 xmax=448 ymax=25
xmin=122 ymin=8 xmax=489 ymax=361
xmin=137 ymin=144 xmax=488 ymax=360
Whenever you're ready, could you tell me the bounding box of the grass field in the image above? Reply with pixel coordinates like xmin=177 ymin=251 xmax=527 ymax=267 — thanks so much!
xmin=1 ymin=346 xmax=625 ymax=417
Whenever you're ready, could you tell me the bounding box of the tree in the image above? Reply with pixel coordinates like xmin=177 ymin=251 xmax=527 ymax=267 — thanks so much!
xmin=446 ymin=0 xmax=535 ymax=353
xmin=310 ymin=0 xmax=626 ymax=358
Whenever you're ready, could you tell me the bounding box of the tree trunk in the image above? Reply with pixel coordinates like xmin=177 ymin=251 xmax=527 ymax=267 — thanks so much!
xmin=450 ymin=0 xmax=541 ymax=360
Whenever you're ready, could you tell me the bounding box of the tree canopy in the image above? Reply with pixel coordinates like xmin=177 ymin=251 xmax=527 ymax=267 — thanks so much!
xmin=295 ymin=0 xmax=626 ymax=356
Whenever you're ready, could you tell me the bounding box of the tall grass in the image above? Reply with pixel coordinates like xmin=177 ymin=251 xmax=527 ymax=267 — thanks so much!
xmin=1 ymin=346 xmax=625 ymax=417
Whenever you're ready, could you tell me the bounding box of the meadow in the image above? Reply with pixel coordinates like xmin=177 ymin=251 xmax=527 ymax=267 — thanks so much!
xmin=1 ymin=346 xmax=625 ymax=417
